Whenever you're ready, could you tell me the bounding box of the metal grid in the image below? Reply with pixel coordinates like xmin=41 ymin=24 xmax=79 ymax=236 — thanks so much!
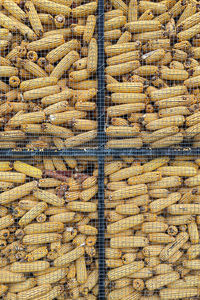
xmin=0 ymin=156 xmax=99 ymax=299
xmin=0 ymin=0 xmax=99 ymax=150
xmin=2 ymin=0 xmax=200 ymax=152
xmin=104 ymin=0 xmax=200 ymax=149
xmin=1 ymin=0 xmax=200 ymax=299
xmin=1 ymin=0 xmax=200 ymax=152
xmin=104 ymin=155 xmax=200 ymax=300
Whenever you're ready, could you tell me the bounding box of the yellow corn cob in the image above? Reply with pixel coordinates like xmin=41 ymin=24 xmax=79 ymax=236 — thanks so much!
xmin=33 ymin=188 xmax=64 ymax=206
xmin=8 ymin=111 xmax=45 ymax=128
xmin=105 ymin=9 xmax=123 ymax=21
xmin=148 ymin=176 xmax=182 ymax=189
xmin=168 ymin=203 xmax=200 ymax=215
xmin=54 ymin=246 xmax=84 ymax=267
xmin=111 ymin=236 xmax=148 ymax=248
xmin=128 ymin=171 xmax=161 ymax=185
xmin=146 ymin=116 xmax=185 ymax=131
xmin=36 ymin=268 xmax=67 ymax=285
xmin=72 ymin=2 xmax=97 ymax=17
xmin=10 ymin=261 xmax=50 ymax=273
xmin=0 ymin=181 xmax=37 ymax=205
xmin=104 ymin=16 xmax=126 ymax=31
xmin=73 ymin=119 xmax=97 ymax=131
xmin=69 ymin=69 xmax=90 ymax=82
xmin=10 ymin=16 xmax=37 ymax=40
xmin=76 ymin=256 xmax=87 ymax=284
xmin=17 ymin=284 xmax=51 ymax=300
xmin=0 ymin=28 xmax=12 ymax=41
xmin=105 ymin=42 xmax=141 ymax=57
xmin=106 ymin=60 xmax=140 ymax=76
xmin=9 ymin=278 xmax=36 ymax=293
xmin=49 ymin=212 xmax=75 ymax=223
xmin=23 ymin=233 xmax=62 ymax=245
xmin=25 ymin=246 xmax=48 ymax=262
xmin=19 ymin=202 xmax=48 ymax=227
xmin=128 ymin=0 xmax=138 ymax=21
xmin=64 ymin=130 xmax=97 ymax=148
xmin=0 ymin=284 xmax=8 ymax=297
xmin=24 ymin=222 xmax=64 ymax=234
xmin=27 ymin=35 xmax=64 ymax=51
xmin=158 ymin=166 xmax=197 ymax=177
xmin=160 ymin=232 xmax=189 ymax=261
xmin=108 ymin=286 xmax=134 ymax=300
xmin=32 ymin=0 xmax=71 ymax=15
xmin=110 ymin=165 xmax=143 ymax=182
xmin=67 ymin=201 xmax=97 ymax=212
xmin=46 ymin=39 xmax=80 ymax=64
xmin=3 ymin=0 xmax=26 ymax=21
xmin=0 ymin=12 xmax=18 ymax=32
xmin=110 ymin=0 xmax=128 ymax=14
xmin=150 ymin=86 xmax=187 ymax=101
xmin=50 ymin=50 xmax=79 ymax=79
xmin=0 ymin=162 xmax=12 ymax=171
xmin=125 ymin=20 xmax=161 ymax=33
xmin=150 ymin=133 xmax=184 ymax=148
xmin=139 ymin=9 xmax=154 ymax=21
xmin=87 ymin=38 xmax=97 ymax=73
xmin=25 ymin=1 xmax=43 ymax=37
xmin=78 ymin=225 xmax=98 ymax=236
xmin=0 ymin=270 xmax=25 ymax=283
xmin=160 ymin=287 xmax=199 ymax=300
xmin=0 ymin=171 xmax=26 ymax=184
xmin=146 ymin=272 xmax=180 ymax=291
xmin=0 ymin=66 xmax=18 ymax=77
xmin=107 ymin=261 xmax=144 ymax=281
xmin=23 ymin=85 xmax=60 ymax=101
xmin=22 ymin=60 xmax=47 ymax=77
xmin=0 ymin=215 xmax=14 ymax=230
xmin=142 ymin=221 xmax=168 ymax=233
xmin=107 ymin=51 xmax=140 ymax=66
xmin=109 ymin=184 xmax=147 ymax=201
xmin=107 ymin=82 xmax=143 ymax=93
xmin=20 ymin=77 xmax=58 ymax=92
xmin=107 ymin=214 xmax=144 ymax=234
xmin=160 ymin=67 xmax=188 ymax=80
xmin=13 ymin=161 xmax=42 ymax=179
xmin=37 ymin=285 xmax=64 ymax=300
xmin=106 ymin=138 xmax=143 ymax=148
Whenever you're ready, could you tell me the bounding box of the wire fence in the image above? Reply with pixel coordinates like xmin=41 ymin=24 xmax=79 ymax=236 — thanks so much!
xmin=1 ymin=0 xmax=200 ymax=152
xmin=104 ymin=155 xmax=200 ymax=300
xmin=1 ymin=0 xmax=200 ymax=299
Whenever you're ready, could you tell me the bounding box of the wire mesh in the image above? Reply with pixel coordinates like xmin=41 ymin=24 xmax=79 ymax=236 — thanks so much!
xmin=104 ymin=0 xmax=200 ymax=149
xmin=0 ymin=0 xmax=98 ymax=150
xmin=104 ymin=155 xmax=200 ymax=300
xmin=2 ymin=0 xmax=200 ymax=151
xmin=1 ymin=0 xmax=200 ymax=299
xmin=0 ymin=156 xmax=99 ymax=299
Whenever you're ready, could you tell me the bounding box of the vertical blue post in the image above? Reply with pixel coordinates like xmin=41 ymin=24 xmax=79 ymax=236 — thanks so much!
xmin=97 ymin=0 xmax=105 ymax=145
xmin=98 ymin=157 xmax=105 ymax=300
xmin=97 ymin=0 xmax=105 ymax=297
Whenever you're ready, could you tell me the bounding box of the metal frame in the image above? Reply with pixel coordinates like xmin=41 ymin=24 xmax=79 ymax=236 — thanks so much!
xmin=97 ymin=0 xmax=106 ymax=297
xmin=0 ymin=0 xmax=200 ymax=298
xmin=1 ymin=148 xmax=200 ymax=157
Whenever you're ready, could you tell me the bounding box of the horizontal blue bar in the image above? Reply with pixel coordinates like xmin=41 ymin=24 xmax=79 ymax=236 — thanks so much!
xmin=0 ymin=147 xmax=200 ymax=157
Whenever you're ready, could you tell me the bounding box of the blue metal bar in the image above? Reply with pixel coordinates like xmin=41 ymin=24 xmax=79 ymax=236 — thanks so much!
xmin=97 ymin=0 xmax=105 ymax=151
xmin=98 ymin=157 xmax=105 ymax=300
xmin=1 ymin=148 xmax=200 ymax=157
xmin=104 ymin=147 xmax=200 ymax=156
xmin=97 ymin=0 xmax=105 ymax=296
xmin=0 ymin=148 xmax=99 ymax=157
